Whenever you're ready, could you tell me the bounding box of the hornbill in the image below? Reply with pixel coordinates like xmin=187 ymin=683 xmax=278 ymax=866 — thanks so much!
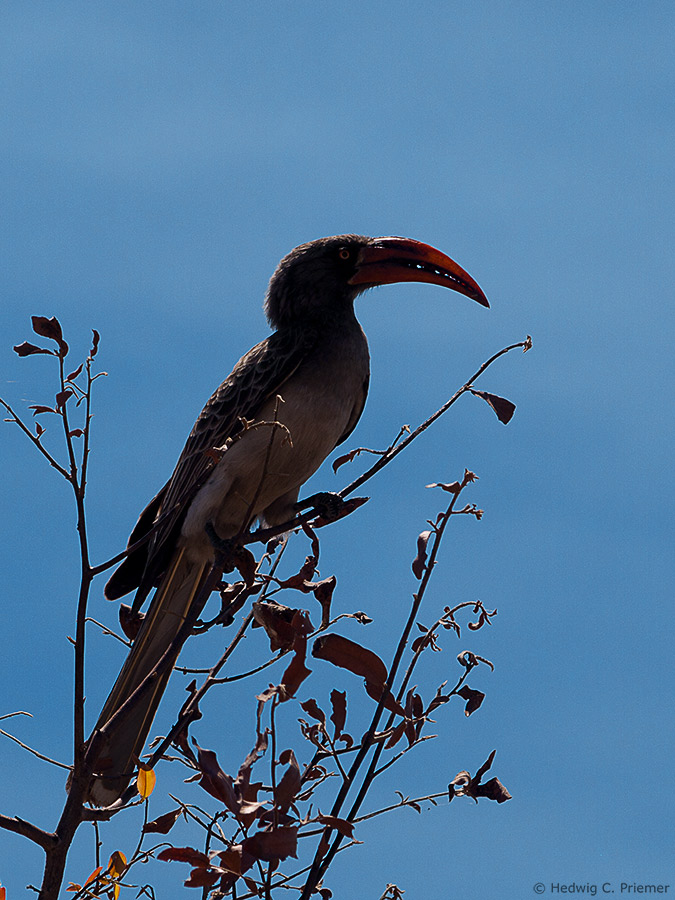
xmin=88 ymin=234 xmax=488 ymax=805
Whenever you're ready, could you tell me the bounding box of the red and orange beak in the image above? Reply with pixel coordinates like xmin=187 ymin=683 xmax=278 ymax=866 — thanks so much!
xmin=349 ymin=236 xmax=489 ymax=308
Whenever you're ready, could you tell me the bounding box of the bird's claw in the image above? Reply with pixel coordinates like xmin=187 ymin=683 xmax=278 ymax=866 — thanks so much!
xmin=296 ymin=491 xmax=346 ymax=522
xmin=204 ymin=522 xmax=243 ymax=574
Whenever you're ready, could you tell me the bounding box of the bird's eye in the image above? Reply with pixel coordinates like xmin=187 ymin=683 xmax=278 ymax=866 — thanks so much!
xmin=338 ymin=248 xmax=351 ymax=260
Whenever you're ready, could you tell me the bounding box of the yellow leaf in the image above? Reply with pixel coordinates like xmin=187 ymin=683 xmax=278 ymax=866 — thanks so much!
xmin=107 ymin=850 xmax=127 ymax=877
xmin=114 ymin=884 xmax=120 ymax=900
xmin=66 ymin=886 xmax=81 ymax=893
xmin=84 ymin=866 xmax=103 ymax=887
xmin=136 ymin=764 xmax=156 ymax=798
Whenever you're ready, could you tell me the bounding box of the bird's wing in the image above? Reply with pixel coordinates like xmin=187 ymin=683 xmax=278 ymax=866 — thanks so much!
xmin=167 ymin=327 xmax=316 ymax=503
xmin=106 ymin=325 xmax=319 ymax=603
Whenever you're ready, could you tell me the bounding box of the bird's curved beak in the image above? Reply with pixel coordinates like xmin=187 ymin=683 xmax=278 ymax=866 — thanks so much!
xmin=349 ymin=236 xmax=489 ymax=307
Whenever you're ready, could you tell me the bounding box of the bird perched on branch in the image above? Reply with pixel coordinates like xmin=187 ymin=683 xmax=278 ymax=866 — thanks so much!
xmin=87 ymin=234 xmax=489 ymax=805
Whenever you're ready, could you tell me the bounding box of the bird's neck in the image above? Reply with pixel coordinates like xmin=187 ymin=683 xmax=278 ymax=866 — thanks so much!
xmin=280 ymin=301 xmax=361 ymax=335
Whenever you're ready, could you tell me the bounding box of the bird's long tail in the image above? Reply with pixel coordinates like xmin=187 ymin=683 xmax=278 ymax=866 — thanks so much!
xmin=87 ymin=549 xmax=210 ymax=806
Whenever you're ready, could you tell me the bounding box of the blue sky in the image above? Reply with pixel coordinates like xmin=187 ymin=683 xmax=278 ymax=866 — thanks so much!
xmin=1 ymin=1 xmax=673 ymax=896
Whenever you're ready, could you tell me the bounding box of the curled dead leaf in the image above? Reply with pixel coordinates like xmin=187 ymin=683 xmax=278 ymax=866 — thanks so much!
xmin=449 ymin=750 xmax=511 ymax=804
xmin=457 ymin=685 xmax=485 ymax=716
xmin=412 ymin=530 xmax=432 ymax=579
xmin=469 ymin=389 xmax=516 ymax=424
xmin=300 ymin=698 xmax=326 ymax=725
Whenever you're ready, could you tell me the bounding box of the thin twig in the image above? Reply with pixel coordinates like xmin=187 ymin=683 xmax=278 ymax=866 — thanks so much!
xmin=0 ymin=397 xmax=70 ymax=480
xmin=0 ymin=728 xmax=71 ymax=770
xmin=300 ymin=470 xmax=476 ymax=897
xmin=338 ymin=339 xmax=530 ymax=499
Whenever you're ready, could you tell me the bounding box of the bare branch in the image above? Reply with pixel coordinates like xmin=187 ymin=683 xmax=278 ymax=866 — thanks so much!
xmin=0 ymin=813 xmax=58 ymax=851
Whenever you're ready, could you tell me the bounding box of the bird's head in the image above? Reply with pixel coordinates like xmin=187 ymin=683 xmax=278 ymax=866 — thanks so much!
xmin=265 ymin=234 xmax=489 ymax=328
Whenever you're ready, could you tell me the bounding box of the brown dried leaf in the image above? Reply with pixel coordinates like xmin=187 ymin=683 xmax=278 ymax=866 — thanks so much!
xmin=195 ymin=743 xmax=239 ymax=814
xmin=252 ymin=601 xmax=299 ymax=652
xmin=55 ymin=389 xmax=73 ymax=410
xmin=275 ymin=553 xmax=318 ymax=591
xmin=469 ymin=389 xmax=516 ymax=425
xmin=184 ymin=867 xmax=219 ymax=888
xmin=313 ymin=634 xmax=387 ymax=684
xmin=364 ymin=679 xmax=405 ymax=716
xmin=216 ymin=845 xmax=256 ymax=891
xmin=426 ymin=481 xmax=461 ymax=494
xmin=14 ymin=341 xmax=53 ymax=357
xmin=329 ymin=689 xmax=347 ymax=738
xmin=66 ymin=363 xmax=83 ymax=381
xmin=158 ymin=846 xmax=210 ymax=866
xmin=275 ymin=749 xmax=301 ymax=812
xmin=412 ymin=530 xmax=432 ymax=579
xmin=29 ymin=405 xmax=57 ymax=415
xmin=317 ymin=814 xmax=355 ymax=838
xmin=300 ymin=698 xmax=326 ymax=726
xmin=143 ymin=807 xmax=183 ymax=834
xmin=385 ymin=720 xmax=407 ymax=750
xmin=313 ymin=575 xmax=336 ymax=627
xmin=68 ymin=428 xmax=84 ymax=438
xmin=474 ymin=748 xmax=496 ymax=782
xmin=404 ymin=690 xmax=423 ymax=745
xmin=457 ymin=685 xmax=485 ymax=716
xmin=331 ymin=448 xmax=362 ymax=473
xmin=351 ymin=610 xmax=373 ymax=624
xmin=237 ymin=730 xmax=269 ymax=788
xmin=428 ymin=684 xmax=451 ymax=713
xmin=280 ymin=630 xmax=312 ymax=701
xmin=32 ymin=316 xmax=68 ymax=356
xmin=32 ymin=315 xmax=63 ymax=342
xmin=242 ymin=826 xmax=298 ymax=862
xmin=474 ymin=776 xmax=512 ymax=803
xmin=90 ymin=329 xmax=100 ymax=357
xmin=450 ymin=750 xmax=512 ymax=804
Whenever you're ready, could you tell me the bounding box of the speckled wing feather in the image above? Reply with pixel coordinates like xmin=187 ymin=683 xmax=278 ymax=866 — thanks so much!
xmin=106 ymin=325 xmax=318 ymax=604
xmin=160 ymin=325 xmax=319 ymax=524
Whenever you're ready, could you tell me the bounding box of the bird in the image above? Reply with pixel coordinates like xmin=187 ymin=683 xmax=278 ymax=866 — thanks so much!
xmin=87 ymin=234 xmax=489 ymax=805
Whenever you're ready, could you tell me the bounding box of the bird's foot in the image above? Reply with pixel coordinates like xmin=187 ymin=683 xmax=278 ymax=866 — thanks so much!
xmin=204 ymin=522 xmax=249 ymax=576
xmin=295 ymin=491 xmax=347 ymax=522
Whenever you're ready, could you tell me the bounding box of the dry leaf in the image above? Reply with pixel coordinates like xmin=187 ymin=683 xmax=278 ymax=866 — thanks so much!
xmin=158 ymin=846 xmax=210 ymax=866
xmin=242 ymin=826 xmax=298 ymax=862
xmin=143 ymin=807 xmax=182 ymax=834
xmin=412 ymin=530 xmax=432 ymax=579
xmin=469 ymin=389 xmax=516 ymax=424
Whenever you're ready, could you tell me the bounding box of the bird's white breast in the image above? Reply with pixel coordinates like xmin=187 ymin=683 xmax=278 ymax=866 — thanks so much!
xmin=180 ymin=326 xmax=368 ymax=562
